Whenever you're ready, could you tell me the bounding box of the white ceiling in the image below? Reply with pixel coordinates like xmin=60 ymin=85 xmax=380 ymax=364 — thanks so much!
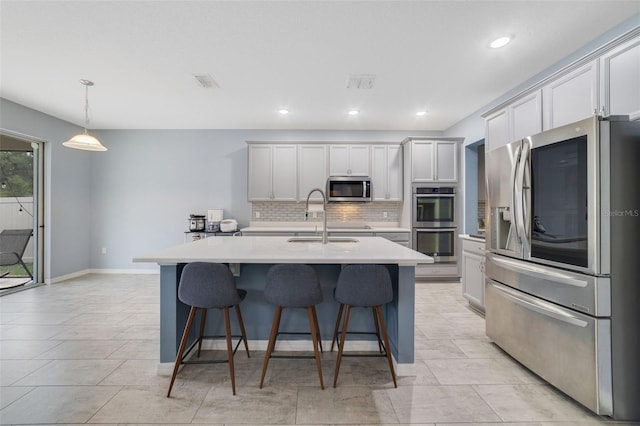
xmin=1 ymin=1 xmax=638 ymax=131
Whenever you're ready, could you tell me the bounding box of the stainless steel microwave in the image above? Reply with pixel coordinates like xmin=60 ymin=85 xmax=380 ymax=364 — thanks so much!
xmin=326 ymin=176 xmax=371 ymax=202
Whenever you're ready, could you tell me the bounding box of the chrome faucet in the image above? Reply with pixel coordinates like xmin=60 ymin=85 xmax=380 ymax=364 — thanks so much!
xmin=305 ymin=188 xmax=328 ymax=244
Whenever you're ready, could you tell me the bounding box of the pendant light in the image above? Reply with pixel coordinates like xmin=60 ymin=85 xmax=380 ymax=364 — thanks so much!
xmin=63 ymin=79 xmax=107 ymax=151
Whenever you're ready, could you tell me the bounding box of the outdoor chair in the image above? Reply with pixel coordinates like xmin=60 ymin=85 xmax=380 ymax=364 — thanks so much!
xmin=0 ymin=229 xmax=33 ymax=279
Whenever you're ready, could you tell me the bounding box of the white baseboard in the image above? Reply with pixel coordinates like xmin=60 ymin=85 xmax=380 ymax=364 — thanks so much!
xmin=47 ymin=268 xmax=159 ymax=283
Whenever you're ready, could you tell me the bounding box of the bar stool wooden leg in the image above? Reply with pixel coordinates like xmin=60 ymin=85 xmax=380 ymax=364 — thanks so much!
xmin=311 ymin=305 xmax=323 ymax=353
xmin=333 ymin=305 xmax=352 ymax=388
xmin=375 ymin=305 xmax=397 ymax=388
xmin=167 ymin=306 xmax=197 ymax=397
xmin=197 ymin=308 xmax=207 ymax=357
xmin=331 ymin=303 xmax=344 ymax=352
xmin=372 ymin=307 xmax=383 ymax=353
xmin=260 ymin=306 xmax=282 ymax=388
xmin=307 ymin=306 xmax=324 ymax=389
xmin=235 ymin=304 xmax=251 ymax=357
xmin=222 ymin=307 xmax=237 ymax=395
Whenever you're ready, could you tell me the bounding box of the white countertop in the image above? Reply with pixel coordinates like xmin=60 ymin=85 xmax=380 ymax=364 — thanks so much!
xmin=133 ymin=236 xmax=432 ymax=266
xmin=459 ymin=234 xmax=486 ymax=242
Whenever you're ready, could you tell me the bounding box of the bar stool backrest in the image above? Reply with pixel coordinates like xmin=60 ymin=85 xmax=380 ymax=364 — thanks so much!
xmin=178 ymin=262 xmax=240 ymax=309
xmin=265 ymin=264 xmax=322 ymax=307
xmin=335 ymin=264 xmax=392 ymax=307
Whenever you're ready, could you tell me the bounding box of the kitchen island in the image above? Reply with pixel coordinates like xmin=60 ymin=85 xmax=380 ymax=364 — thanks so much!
xmin=133 ymin=236 xmax=432 ymax=375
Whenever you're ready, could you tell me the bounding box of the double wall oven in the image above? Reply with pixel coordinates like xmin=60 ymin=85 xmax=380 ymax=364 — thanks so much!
xmin=412 ymin=185 xmax=456 ymax=262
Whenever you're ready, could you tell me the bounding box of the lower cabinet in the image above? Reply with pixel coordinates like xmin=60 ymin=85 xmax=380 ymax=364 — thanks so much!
xmin=461 ymin=237 xmax=486 ymax=312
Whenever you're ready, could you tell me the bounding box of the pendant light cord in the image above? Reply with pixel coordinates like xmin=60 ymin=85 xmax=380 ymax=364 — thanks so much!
xmin=83 ymin=83 xmax=90 ymax=134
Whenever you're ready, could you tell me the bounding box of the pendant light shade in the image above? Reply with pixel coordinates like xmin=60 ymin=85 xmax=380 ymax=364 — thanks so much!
xmin=63 ymin=79 xmax=107 ymax=152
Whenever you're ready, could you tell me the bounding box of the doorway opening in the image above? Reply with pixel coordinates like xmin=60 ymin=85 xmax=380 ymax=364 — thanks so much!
xmin=0 ymin=130 xmax=44 ymax=295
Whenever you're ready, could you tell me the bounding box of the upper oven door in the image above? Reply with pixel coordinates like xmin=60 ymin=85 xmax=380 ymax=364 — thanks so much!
xmin=526 ymin=116 xmax=603 ymax=275
xmin=413 ymin=192 xmax=455 ymax=227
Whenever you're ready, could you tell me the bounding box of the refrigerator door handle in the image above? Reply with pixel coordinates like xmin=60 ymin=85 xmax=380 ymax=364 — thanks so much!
xmin=511 ymin=143 xmax=523 ymax=245
xmin=490 ymin=254 xmax=589 ymax=288
xmin=489 ymin=281 xmax=588 ymax=328
xmin=517 ymin=141 xmax=531 ymax=256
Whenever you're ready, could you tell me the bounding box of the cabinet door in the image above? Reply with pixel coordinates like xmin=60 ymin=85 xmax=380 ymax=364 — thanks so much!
xmin=411 ymin=141 xmax=434 ymax=182
xmin=348 ymin=145 xmax=371 ymax=176
xmin=485 ymin=108 xmax=510 ymax=151
xmin=462 ymin=251 xmax=485 ymax=310
xmin=329 ymin=145 xmax=350 ymax=175
xmin=271 ymin=145 xmax=297 ymax=201
xmin=387 ymin=145 xmax=403 ymax=200
xmin=435 ymin=141 xmax=457 ymax=182
xmin=543 ymin=60 xmax=598 ymax=130
xmin=248 ymin=144 xmax=272 ymax=201
xmin=510 ymin=90 xmax=542 ymax=141
xmin=298 ymin=144 xmax=328 ymax=201
xmin=600 ymin=36 xmax=640 ymax=120
xmin=371 ymin=145 xmax=388 ymax=200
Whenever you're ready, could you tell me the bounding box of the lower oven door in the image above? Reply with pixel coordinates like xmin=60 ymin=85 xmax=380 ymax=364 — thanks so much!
xmin=485 ymin=280 xmax=612 ymax=415
xmin=412 ymin=227 xmax=456 ymax=262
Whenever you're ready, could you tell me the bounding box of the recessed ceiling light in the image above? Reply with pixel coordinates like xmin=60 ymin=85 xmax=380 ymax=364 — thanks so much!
xmin=490 ymin=36 xmax=512 ymax=49
xmin=416 ymin=111 xmax=428 ymax=117
xmin=348 ymin=110 xmax=359 ymax=116
xmin=278 ymin=109 xmax=289 ymax=115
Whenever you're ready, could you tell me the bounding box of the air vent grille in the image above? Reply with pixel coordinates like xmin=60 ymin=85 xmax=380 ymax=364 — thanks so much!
xmin=346 ymin=74 xmax=376 ymax=89
xmin=193 ymin=74 xmax=219 ymax=89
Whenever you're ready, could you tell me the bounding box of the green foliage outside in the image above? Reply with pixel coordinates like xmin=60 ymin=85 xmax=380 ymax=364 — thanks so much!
xmin=0 ymin=263 xmax=33 ymax=277
xmin=0 ymin=151 xmax=33 ymax=197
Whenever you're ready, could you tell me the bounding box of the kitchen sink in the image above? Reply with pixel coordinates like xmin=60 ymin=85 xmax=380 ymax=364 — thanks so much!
xmin=287 ymin=237 xmax=359 ymax=243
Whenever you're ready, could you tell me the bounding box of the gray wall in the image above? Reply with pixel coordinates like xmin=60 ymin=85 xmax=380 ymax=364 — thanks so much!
xmin=1 ymin=98 xmax=90 ymax=280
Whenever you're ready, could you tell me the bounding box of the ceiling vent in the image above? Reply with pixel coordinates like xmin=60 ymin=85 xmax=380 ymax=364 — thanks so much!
xmin=193 ymin=74 xmax=219 ymax=89
xmin=346 ymin=74 xmax=376 ymax=89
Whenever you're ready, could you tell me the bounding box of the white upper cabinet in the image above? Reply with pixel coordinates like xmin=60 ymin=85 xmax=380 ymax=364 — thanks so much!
xmin=411 ymin=141 xmax=434 ymax=182
xmin=510 ymin=90 xmax=542 ymax=141
xmin=435 ymin=141 xmax=457 ymax=182
xmin=543 ymin=60 xmax=599 ymax=130
xmin=411 ymin=140 xmax=457 ymax=183
xmin=600 ymin=35 xmax=640 ymax=120
xmin=486 ymin=91 xmax=542 ymax=152
xmin=298 ymin=144 xmax=328 ymax=202
xmin=371 ymin=144 xmax=403 ymax=201
xmin=248 ymin=144 xmax=297 ymax=201
xmin=329 ymin=144 xmax=370 ymax=176
xmin=485 ymin=108 xmax=510 ymax=151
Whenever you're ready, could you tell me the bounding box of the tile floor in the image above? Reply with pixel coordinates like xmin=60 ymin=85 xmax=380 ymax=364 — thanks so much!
xmin=0 ymin=274 xmax=633 ymax=425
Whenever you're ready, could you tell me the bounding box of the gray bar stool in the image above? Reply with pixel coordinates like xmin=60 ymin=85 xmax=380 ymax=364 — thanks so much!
xmin=259 ymin=263 xmax=325 ymax=389
xmin=331 ymin=264 xmax=397 ymax=388
xmin=167 ymin=262 xmax=250 ymax=397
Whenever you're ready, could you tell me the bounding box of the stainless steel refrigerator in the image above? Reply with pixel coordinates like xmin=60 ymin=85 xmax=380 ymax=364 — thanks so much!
xmin=485 ymin=115 xmax=640 ymax=420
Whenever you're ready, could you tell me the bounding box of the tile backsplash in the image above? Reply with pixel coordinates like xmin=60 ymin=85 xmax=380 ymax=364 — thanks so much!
xmin=251 ymin=201 xmax=402 ymax=223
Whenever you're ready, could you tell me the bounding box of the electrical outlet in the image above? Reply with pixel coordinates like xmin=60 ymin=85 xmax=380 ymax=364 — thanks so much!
xmin=101 ymin=247 xmax=107 ymax=255
xmin=255 ymin=211 xmax=260 ymax=218
xmin=383 ymin=211 xmax=388 ymax=218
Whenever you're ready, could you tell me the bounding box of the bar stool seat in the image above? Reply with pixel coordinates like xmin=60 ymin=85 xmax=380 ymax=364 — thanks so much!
xmin=331 ymin=264 xmax=397 ymax=388
xmin=259 ymin=263 xmax=325 ymax=389
xmin=167 ymin=262 xmax=250 ymax=397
